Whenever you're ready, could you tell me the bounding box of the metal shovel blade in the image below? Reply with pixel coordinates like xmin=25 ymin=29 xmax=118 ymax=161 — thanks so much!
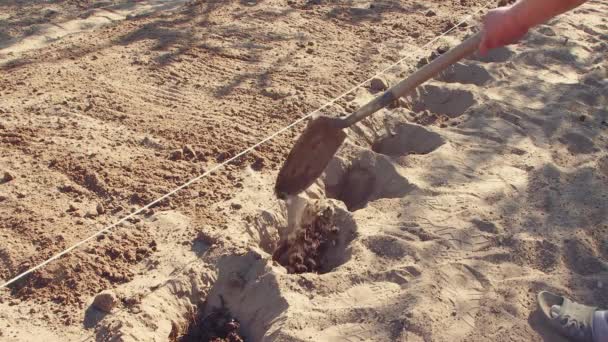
xmin=275 ymin=32 xmax=483 ymax=199
xmin=274 ymin=116 xmax=346 ymax=199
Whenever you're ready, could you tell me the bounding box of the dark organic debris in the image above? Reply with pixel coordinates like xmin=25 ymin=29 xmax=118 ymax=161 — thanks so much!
xmin=272 ymin=205 xmax=339 ymax=274
xmin=179 ymin=296 xmax=245 ymax=342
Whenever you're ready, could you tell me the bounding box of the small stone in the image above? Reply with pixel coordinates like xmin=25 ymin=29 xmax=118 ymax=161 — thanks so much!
xmin=96 ymin=203 xmax=105 ymax=215
xmin=579 ymin=115 xmax=587 ymax=122
xmin=93 ymin=290 xmax=117 ymax=313
xmin=2 ymin=171 xmax=14 ymax=183
xmin=123 ymin=295 xmax=141 ymax=307
xmin=42 ymin=8 xmax=58 ymax=17
xmin=84 ymin=211 xmax=97 ymax=219
xmin=141 ymin=136 xmax=163 ymax=149
xmin=182 ymin=145 xmax=196 ymax=160
xmin=425 ymin=9 xmax=436 ymax=17
xmin=251 ymin=157 xmax=265 ymax=171
xmin=68 ymin=203 xmax=78 ymax=212
xmin=169 ymin=149 xmax=183 ymax=161
xmin=306 ymin=47 xmax=314 ymax=54
xmin=231 ymin=203 xmax=242 ymax=210
xmin=262 ymin=86 xmax=294 ymax=100
xmin=369 ymin=77 xmax=388 ymax=91
xmin=436 ymin=43 xmax=450 ymax=54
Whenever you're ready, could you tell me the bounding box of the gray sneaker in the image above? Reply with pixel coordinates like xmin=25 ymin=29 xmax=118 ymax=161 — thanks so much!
xmin=538 ymin=291 xmax=596 ymax=342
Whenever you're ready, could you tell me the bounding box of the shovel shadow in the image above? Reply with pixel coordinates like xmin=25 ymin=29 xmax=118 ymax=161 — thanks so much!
xmin=83 ymin=305 xmax=109 ymax=329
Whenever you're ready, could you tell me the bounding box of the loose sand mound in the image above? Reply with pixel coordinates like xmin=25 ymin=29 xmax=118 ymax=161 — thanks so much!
xmin=1 ymin=0 xmax=607 ymax=341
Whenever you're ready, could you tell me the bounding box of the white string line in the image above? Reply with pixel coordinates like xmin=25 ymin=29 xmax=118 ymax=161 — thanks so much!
xmin=0 ymin=10 xmax=481 ymax=290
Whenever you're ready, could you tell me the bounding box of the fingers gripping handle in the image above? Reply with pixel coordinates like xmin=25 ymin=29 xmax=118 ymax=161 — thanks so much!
xmin=342 ymin=32 xmax=483 ymax=127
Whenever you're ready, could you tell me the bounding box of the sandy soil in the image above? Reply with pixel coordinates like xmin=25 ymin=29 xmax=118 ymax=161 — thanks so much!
xmin=0 ymin=0 xmax=607 ymax=341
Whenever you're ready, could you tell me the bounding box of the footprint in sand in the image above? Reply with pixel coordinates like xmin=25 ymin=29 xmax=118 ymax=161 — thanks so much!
xmin=371 ymin=123 xmax=445 ymax=157
xmin=436 ymin=62 xmax=493 ymax=86
xmin=563 ymin=237 xmax=608 ymax=276
xmin=432 ymin=226 xmax=493 ymax=253
xmin=558 ymin=132 xmax=599 ymax=154
xmin=323 ymin=149 xmax=416 ymax=211
xmin=481 ymin=236 xmax=560 ymax=273
xmin=312 ymin=282 xmax=402 ymax=309
xmin=469 ymin=46 xmax=515 ymax=63
xmin=437 ymin=264 xmax=489 ymax=339
xmin=363 ymin=234 xmax=420 ymax=261
xmin=408 ymin=84 xmax=476 ymax=118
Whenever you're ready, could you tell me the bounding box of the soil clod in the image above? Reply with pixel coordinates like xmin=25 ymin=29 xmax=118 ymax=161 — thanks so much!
xmin=2 ymin=171 xmax=15 ymax=183
xmin=370 ymin=77 xmax=389 ymax=92
xmin=67 ymin=203 xmax=78 ymax=212
xmin=96 ymin=203 xmax=105 ymax=215
xmin=92 ymin=290 xmax=117 ymax=313
xmin=169 ymin=149 xmax=184 ymax=161
xmin=183 ymin=145 xmax=197 ymax=160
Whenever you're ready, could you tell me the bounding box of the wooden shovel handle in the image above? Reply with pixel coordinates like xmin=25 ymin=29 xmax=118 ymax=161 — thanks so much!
xmin=342 ymin=32 xmax=482 ymax=127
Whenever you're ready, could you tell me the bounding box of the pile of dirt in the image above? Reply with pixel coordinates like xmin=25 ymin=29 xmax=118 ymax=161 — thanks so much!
xmin=272 ymin=201 xmax=339 ymax=274
xmin=4 ymin=226 xmax=155 ymax=325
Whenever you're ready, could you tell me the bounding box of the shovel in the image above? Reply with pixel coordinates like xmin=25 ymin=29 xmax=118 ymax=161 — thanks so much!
xmin=275 ymin=32 xmax=482 ymax=199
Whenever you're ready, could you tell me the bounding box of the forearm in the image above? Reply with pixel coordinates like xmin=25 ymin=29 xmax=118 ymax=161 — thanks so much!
xmin=510 ymin=0 xmax=588 ymax=29
xmin=478 ymin=0 xmax=588 ymax=54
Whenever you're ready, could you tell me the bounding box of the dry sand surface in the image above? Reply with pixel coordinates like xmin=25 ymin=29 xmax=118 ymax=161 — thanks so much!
xmin=0 ymin=0 xmax=607 ymax=341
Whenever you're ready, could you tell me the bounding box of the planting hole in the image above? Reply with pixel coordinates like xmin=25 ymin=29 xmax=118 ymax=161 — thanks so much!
xmin=372 ymin=123 xmax=445 ymax=157
xmin=324 ymin=150 xmax=416 ymax=211
xmin=272 ymin=199 xmax=357 ymax=274
xmin=437 ymin=62 xmax=492 ymax=86
xmin=410 ymin=85 xmax=475 ymax=118
xmin=179 ymin=297 xmax=245 ymax=342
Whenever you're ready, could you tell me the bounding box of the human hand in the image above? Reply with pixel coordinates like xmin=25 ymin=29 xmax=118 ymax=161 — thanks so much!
xmin=479 ymin=6 xmax=529 ymax=55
